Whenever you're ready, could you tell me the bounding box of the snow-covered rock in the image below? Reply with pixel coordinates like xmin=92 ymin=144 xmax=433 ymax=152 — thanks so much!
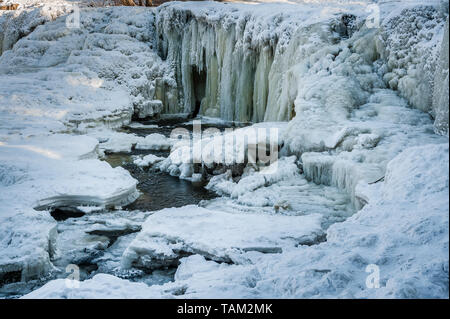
xmin=161 ymin=122 xmax=286 ymax=182
xmin=51 ymin=209 xmax=150 ymax=274
xmin=133 ymin=154 xmax=165 ymax=168
xmin=89 ymin=131 xmax=143 ymax=154
xmin=204 ymin=156 xmax=352 ymax=229
xmin=121 ymin=205 xmax=324 ymax=271
xmin=0 ymin=207 xmax=57 ymax=284
xmin=135 ymin=133 xmax=173 ymax=151
xmin=135 ymin=100 xmax=163 ymax=119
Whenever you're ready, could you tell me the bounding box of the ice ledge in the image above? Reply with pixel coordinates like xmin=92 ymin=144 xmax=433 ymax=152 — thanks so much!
xmin=121 ymin=205 xmax=324 ymax=271
xmin=0 ymin=134 xmax=139 ymax=283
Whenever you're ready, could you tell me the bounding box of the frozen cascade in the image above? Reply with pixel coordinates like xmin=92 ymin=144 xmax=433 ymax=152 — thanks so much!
xmin=0 ymin=1 xmax=448 ymax=298
xmin=154 ymin=2 xmax=448 ymax=206
xmin=432 ymin=17 xmax=449 ymax=136
xmin=154 ymin=3 xmax=345 ymax=122
xmin=153 ymin=2 xmax=448 ymax=127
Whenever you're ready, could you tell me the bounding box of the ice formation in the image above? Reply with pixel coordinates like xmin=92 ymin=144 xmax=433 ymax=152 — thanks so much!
xmin=152 ymin=1 xmax=449 ymax=130
xmin=433 ymin=17 xmax=449 ymax=135
xmin=22 ymin=273 xmax=170 ymax=299
xmin=156 ymin=1 xmax=449 ymax=208
xmin=0 ymin=0 xmax=448 ymax=299
xmin=0 ymin=1 xmax=75 ymax=55
xmin=133 ymin=154 xmax=165 ymax=168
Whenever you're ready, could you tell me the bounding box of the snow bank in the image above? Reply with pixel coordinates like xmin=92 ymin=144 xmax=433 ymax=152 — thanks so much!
xmin=0 ymin=134 xmax=138 ymax=282
xmin=0 ymin=1 xmax=75 ymax=55
xmin=121 ymin=205 xmax=324 ymax=270
xmin=21 ymin=273 xmax=169 ymax=299
xmin=160 ymin=122 xmax=286 ymax=182
xmin=0 ymin=134 xmax=139 ymax=211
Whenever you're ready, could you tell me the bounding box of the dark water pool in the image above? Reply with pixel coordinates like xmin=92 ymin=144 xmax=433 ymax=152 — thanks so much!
xmin=122 ymin=162 xmax=217 ymax=212
xmin=105 ymin=116 xmax=239 ymax=212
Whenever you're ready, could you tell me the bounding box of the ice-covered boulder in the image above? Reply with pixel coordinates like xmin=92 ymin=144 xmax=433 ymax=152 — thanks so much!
xmin=133 ymin=154 xmax=165 ymax=168
xmin=89 ymin=131 xmax=143 ymax=154
xmin=204 ymin=155 xmax=352 ymax=229
xmin=135 ymin=100 xmax=163 ymax=119
xmin=161 ymin=122 xmax=286 ymax=182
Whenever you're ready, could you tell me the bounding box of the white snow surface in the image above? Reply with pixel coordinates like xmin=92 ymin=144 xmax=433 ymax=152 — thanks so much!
xmin=121 ymin=205 xmax=324 ymax=270
xmin=0 ymin=0 xmax=447 ymax=299
xmin=22 ymin=273 xmax=171 ymax=299
xmin=0 ymin=134 xmax=138 ymax=282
